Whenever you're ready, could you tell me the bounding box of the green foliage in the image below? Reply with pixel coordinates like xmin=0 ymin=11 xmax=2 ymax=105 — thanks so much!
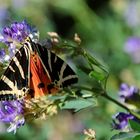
xmin=133 ymin=135 xmax=140 ymax=140
xmin=110 ymin=132 xmax=140 ymax=140
xmin=129 ymin=120 xmax=140 ymax=132
xmin=89 ymin=70 xmax=106 ymax=81
xmin=1 ymin=0 xmax=140 ymax=140
xmin=61 ymin=98 xmax=96 ymax=112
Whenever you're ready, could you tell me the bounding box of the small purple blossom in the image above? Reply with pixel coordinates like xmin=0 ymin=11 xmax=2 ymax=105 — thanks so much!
xmin=119 ymin=83 xmax=140 ymax=107
xmin=0 ymin=20 xmax=39 ymax=60
xmin=119 ymin=83 xmax=139 ymax=100
xmin=112 ymin=112 xmax=134 ymax=130
xmin=0 ymin=49 xmax=5 ymax=57
xmin=113 ymin=84 xmax=140 ymax=131
xmin=0 ymin=48 xmax=6 ymax=62
xmin=1 ymin=20 xmax=31 ymax=43
xmin=0 ymin=100 xmax=25 ymax=134
xmin=124 ymin=37 xmax=140 ymax=63
xmin=0 ymin=48 xmax=10 ymax=63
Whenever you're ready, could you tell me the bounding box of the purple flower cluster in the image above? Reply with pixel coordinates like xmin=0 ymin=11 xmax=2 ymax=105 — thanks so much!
xmin=0 ymin=48 xmax=9 ymax=63
xmin=119 ymin=83 xmax=139 ymax=104
xmin=112 ymin=112 xmax=134 ymax=130
xmin=112 ymin=83 xmax=140 ymax=130
xmin=0 ymin=20 xmax=38 ymax=61
xmin=124 ymin=37 xmax=140 ymax=63
xmin=1 ymin=20 xmax=31 ymax=43
xmin=0 ymin=20 xmax=31 ymax=59
xmin=0 ymin=100 xmax=25 ymax=134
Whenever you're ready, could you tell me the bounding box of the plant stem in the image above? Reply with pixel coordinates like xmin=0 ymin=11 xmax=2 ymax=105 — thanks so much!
xmin=101 ymin=93 xmax=140 ymax=119
xmin=101 ymin=93 xmax=130 ymax=112
xmin=72 ymin=86 xmax=140 ymax=119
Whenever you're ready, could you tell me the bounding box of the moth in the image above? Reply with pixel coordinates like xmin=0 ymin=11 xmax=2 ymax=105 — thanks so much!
xmin=0 ymin=38 xmax=78 ymax=100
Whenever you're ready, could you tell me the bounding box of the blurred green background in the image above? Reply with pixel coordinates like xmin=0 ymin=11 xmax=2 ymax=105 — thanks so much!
xmin=0 ymin=0 xmax=140 ymax=139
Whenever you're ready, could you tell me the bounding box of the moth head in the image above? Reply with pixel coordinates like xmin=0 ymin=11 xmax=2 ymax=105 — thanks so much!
xmin=20 ymin=36 xmax=32 ymax=46
xmin=25 ymin=37 xmax=32 ymax=43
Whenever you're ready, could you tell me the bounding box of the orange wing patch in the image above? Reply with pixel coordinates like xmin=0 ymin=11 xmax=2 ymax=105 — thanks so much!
xmin=27 ymin=52 xmax=59 ymax=99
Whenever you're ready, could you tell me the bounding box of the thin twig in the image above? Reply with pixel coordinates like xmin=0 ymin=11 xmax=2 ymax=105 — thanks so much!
xmin=72 ymin=86 xmax=140 ymax=119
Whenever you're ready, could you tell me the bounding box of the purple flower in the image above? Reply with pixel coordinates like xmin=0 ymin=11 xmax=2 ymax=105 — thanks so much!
xmin=119 ymin=83 xmax=140 ymax=107
xmin=0 ymin=100 xmax=25 ymax=134
xmin=112 ymin=112 xmax=135 ymax=130
xmin=124 ymin=37 xmax=140 ymax=63
xmin=119 ymin=83 xmax=138 ymax=100
xmin=0 ymin=49 xmax=6 ymax=62
xmin=0 ymin=48 xmax=10 ymax=62
xmin=119 ymin=83 xmax=140 ymax=106
xmin=1 ymin=20 xmax=31 ymax=43
xmin=0 ymin=20 xmax=39 ymax=59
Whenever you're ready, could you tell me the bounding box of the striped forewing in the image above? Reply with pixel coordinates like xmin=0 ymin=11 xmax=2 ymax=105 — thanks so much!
xmin=35 ymin=43 xmax=78 ymax=90
xmin=0 ymin=45 xmax=30 ymax=100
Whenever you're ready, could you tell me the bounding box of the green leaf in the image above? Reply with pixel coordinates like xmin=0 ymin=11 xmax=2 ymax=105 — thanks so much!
xmin=86 ymin=53 xmax=101 ymax=66
xmin=89 ymin=71 xmax=105 ymax=81
xmin=129 ymin=120 xmax=140 ymax=132
xmin=84 ymin=51 xmax=108 ymax=73
xmin=110 ymin=132 xmax=139 ymax=140
xmin=61 ymin=98 xmax=97 ymax=112
xmin=133 ymin=135 xmax=140 ymax=140
xmin=48 ymin=94 xmax=67 ymax=101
